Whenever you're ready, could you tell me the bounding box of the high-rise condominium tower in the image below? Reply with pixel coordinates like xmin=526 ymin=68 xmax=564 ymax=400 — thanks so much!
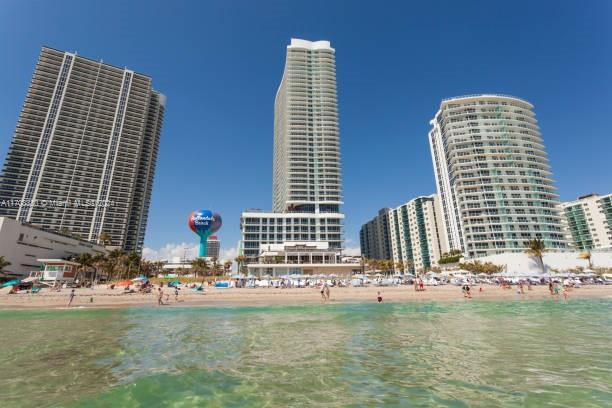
xmin=359 ymin=208 xmax=392 ymax=260
xmin=240 ymin=39 xmax=345 ymax=266
xmin=272 ymin=39 xmax=342 ymax=215
xmin=360 ymin=195 xmax=449 ymax=272
xmin=429 ymin=94 xmax=566 ymax=258
xmin=0 ymin=47 xmax=165 ymax=253
xmin=560 ymin=193 xmax=612 ymax=251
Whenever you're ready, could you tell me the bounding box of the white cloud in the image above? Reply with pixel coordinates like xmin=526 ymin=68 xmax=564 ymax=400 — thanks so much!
xmin=220 ymin=246 xmax=238 ymax=263
xmin=343 ymin=246 xmax=361 ymax=256
xmin=143 ymin=242 xmax=238 ymax=263
xmin=142 ymin=242 xmax=198 ymax=261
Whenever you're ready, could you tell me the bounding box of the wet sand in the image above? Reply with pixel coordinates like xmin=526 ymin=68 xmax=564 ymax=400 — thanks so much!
xmin=1 ymin=284 xmax=611 ymax=309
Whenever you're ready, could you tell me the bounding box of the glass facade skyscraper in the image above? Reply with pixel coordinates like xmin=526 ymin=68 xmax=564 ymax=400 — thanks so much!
xmin=240 ymin=39 xmax=344 ymax=262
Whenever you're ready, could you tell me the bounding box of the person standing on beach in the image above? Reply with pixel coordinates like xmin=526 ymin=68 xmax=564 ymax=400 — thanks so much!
xmin=320 ymin=283 xmax=326 ymax=302
xmin=324 ymin=284 xmax=330 ymax=302
xmin=548 ymin=280 xmax=554 ymax=295
xmin=68 ymin=289 xmax=76 ymax=306
xmin=377 ymin=291 xmax=383 ymax=303
xmin=157 ymin=288 xmax=165 ymax=306
xmin=174 ymin=287 xmax=179 ymax=302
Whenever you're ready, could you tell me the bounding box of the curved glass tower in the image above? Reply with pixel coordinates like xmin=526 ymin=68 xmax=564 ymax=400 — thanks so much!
xmin=429 ymin=94 xmax=567 ymax=257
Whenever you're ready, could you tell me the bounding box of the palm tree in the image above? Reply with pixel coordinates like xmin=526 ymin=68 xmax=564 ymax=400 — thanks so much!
xmin=139 ymin=260 xmax=155 ymax=277
xmin=191 ymin=257 xmax=208 ymax=276
xmin=191 ymin=258 xmax=210 ymax=285
xmin=394 ymin=261 xmax=405 ymax=274
xmin=367 ymin=259 xmax=380 ymax=274
xmin=211 ymin=258 xmax=221 ymax=277
xmin=223 ymin=261 xmax=232 ymax=275
xmin=107 ymin=249 xmax=125 ymax=281
xmin=124 ymin=252 xmax=141 ymax=279
xmin=0 ymin=256 xmax=11 ymax=273
xmin=525 ymin=238 xmax=547 ymax=274
xmin=99 ymin=232 xmax=112 ymax=246
xmin=382 ymin=260 xmax=393 ymax=275
xmin=91 ymin=253 xmax=106 ymax=284
xmin=579 ymin=251 xmax=593 ymax=269
xmin=74 ymin=252 xmax=93 ymax=284
xmin=234 ymin=255 xmax=247 ymax=274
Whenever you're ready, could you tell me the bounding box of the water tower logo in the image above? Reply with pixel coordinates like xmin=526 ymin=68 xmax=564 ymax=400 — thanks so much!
xmin=188 ymin=210 xmax=222 ymax=257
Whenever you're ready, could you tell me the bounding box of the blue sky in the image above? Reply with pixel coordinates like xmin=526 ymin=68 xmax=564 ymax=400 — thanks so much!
xmin=1 ymin=0 xmax=610 ymax=259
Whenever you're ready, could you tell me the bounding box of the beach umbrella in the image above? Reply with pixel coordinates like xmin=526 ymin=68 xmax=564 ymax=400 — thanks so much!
xmin=1 ymin=279 xmax=20 ymax=288
xmin=132 ymin=276 xmax=148 ymax=282
xmin=116 ymin=280 xmax=133 ymax=286
xmin=375 ymin=273 xmax=383 ymax=277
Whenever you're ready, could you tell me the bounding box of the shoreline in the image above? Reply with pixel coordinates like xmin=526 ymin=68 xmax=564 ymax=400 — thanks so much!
xmin=1 ymin=285 xmax=611 ymax=311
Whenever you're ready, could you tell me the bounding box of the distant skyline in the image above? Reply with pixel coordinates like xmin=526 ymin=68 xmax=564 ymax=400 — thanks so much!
xmin=1 ymin=0 xmax=610 ymax=260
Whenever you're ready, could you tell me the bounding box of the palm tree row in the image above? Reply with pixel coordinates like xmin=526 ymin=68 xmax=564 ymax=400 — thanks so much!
xmin=361 ymin=258 xmax=415 ymax=275
xmin=71 ymin=250 xmax=165 ymax=283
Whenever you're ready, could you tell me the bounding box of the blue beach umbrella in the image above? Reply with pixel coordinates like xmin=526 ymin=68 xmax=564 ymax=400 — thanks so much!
xmin=1 ymin=279 xmax=20 ymax=288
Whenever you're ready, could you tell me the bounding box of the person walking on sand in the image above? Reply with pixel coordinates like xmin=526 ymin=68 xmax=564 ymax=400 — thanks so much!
xmin=464 ymin=284 xmax=472 ymax=299
xmin=324 ymin=284 xmax=330 ymax=302
xmin=68 ymin=289 xmax=76 ymax=306
xmin=174 ymin=287 xmax=179 ymax=302
xmin=377 ymin=291 xmax=383 ymax=303
xmin=320 ymin=283 xmax=326 ymax=302
xmin=157 ymin=288 xmax=165 ymax=306
xmin=548 ymin=280 xmax=554 ymax=295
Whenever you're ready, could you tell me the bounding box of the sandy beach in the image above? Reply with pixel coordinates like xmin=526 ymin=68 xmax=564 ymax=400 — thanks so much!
xmin=1 ymin=284 xmax=611 ymax=309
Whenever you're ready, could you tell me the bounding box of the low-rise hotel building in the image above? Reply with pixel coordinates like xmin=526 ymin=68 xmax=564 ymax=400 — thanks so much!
xmin=560 ymin=193 xmax=612 ymax=251
xmin=240 ymin=210 xmax=343 ymax=261
xmin=246 ymin=241 xmax=360 ymax=276
xmin=0 ymin=216 xmax=107 ymax=277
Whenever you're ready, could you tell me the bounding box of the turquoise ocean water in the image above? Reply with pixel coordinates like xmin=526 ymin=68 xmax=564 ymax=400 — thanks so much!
xmin=0 ymin=299 xmax=610 ymax=407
